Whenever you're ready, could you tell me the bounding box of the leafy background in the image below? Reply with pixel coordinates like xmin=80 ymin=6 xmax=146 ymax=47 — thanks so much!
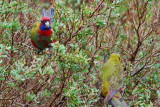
xmin=0 ymin=0 xmax=159 ymax=106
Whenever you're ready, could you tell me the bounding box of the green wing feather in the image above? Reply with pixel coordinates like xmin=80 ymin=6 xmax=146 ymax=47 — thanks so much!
xmin=30 ymin=22 xmax=39 ymax=38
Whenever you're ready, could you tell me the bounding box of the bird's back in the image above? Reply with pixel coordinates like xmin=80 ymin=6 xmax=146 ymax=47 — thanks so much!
xmin=100 ymin=57 xmax=122 ymax=97
xmin=100 ymin=59 xmax=117 ymax=80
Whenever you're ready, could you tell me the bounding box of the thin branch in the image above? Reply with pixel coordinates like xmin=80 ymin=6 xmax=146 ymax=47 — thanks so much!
xmin=89 ymin=0 xmax=104 ymax=18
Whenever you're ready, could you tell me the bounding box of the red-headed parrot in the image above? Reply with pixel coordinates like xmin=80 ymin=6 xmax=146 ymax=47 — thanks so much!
xmin=30 ymin=17 xmax=56 ymax=54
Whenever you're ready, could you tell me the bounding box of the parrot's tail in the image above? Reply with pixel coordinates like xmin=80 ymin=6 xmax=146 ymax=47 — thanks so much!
xmin=105 ymin=88 xmax=128 ymax=107
xmin=110 ymin=97 xmax=128 ymax=107
xmin=41 ymin=8 xmax=54 ymax=22
xmin=105 ymin=89 xmax=118 ymax=102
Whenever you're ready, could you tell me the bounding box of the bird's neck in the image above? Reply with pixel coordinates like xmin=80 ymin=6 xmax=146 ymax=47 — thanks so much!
xmin=38 ymin=23 xmax=52 ymax=37
xmin=109 ymin=58 xmax=120 ymax=64
xmin=109 ymin=57 xmax=119 ymax=61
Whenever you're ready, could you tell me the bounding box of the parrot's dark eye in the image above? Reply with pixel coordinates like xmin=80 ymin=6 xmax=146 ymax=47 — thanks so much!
xmin=41 ymin=21 xmax=45 ymax=24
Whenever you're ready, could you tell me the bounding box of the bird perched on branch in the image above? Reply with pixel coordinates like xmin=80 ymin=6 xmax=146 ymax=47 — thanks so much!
xmin=30 ymin=17 xmax=56 ymax=54
xmin=99 ymin=53 xmax=128 ymax=107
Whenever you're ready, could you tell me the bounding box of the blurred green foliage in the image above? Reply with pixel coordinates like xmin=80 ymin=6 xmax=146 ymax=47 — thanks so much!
xmin=0 ymin=0 xmax=159 ymax=106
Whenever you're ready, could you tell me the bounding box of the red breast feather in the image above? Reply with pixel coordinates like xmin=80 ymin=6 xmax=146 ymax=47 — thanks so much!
xmin=38 ymin=30 xmax=52 ymax=37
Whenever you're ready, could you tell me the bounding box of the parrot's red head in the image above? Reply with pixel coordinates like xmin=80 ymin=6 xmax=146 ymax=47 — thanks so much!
xmin=40 ymin=17 xmax=51 ymax=30
xmin=42 ymin=17 xmax=51 ymax=22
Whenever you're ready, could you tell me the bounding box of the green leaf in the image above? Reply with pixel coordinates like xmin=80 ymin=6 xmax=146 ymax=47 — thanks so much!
xmin=41 ymin=89 xmax=52 ymax=97
xmin=115 ymin=41 xmax=120 ymax=45
xmin=7 ymin=82 xmax=17 ymax=87
xmin=25 ymin=92 xmax=36 ymax=101
xmin=1 ymin=55 xmax=7 ymax=58
xmin=120 ymin=34 xmax=127 ymax=40
xmin=157 ymin=91 xmax=160 ymax=98
xmin=0 ymin=77 xmax=5 ymax=81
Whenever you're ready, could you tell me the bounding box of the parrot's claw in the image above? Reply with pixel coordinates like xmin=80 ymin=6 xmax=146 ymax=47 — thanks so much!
xmin=108 ymin=99 xmax=112 ymax=105
xmin=45 ymin=46 xmax=52 ymax=59
xmin=37 ymin=49 xmax=43 ymax=54
xmin=119 ymin=88 xmax=124 ymax=95
xmin=120 ymin=90 xmax=124 ymax=95
xmin=48 ymin=44 xmax=53 ymax=49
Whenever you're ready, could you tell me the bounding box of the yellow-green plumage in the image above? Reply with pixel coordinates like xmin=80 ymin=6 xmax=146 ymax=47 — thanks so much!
xmin=99 ymin=53 xmax=128 ymax=107
xmin=30 ymin=22 xmax=39 ymax=38
xmin=100 ymin=53 xmax=123 ymax=97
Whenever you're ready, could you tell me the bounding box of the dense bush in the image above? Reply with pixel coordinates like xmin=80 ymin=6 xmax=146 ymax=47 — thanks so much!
xmin=0 ymin=0 xmax=159 ymax=106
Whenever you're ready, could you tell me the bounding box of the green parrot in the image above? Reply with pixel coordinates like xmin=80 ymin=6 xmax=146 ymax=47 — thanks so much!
xmin=99 ymin=53 xmax=128 ymax=107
